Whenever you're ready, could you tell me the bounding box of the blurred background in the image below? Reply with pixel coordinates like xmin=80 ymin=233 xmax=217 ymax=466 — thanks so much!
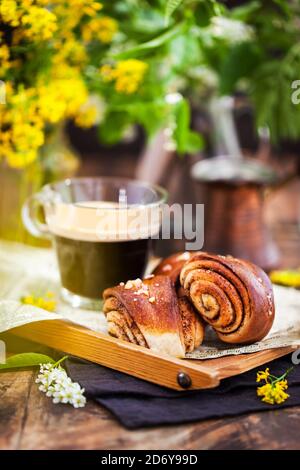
xmin=1 ymin=0 xmax=300 ymax=274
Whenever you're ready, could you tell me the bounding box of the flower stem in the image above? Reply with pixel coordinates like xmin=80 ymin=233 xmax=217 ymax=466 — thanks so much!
xmin=272 ymin=367 xmax=294 ymax=384
xmin=52 ymin=355 xmax=69 ymax=369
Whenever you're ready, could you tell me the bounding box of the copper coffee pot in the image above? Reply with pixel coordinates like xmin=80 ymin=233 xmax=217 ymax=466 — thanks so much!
xmin=191 ymin=156 xmax=280 ymax=272
xmin=191 ymin=96 xmax=283 ymax=272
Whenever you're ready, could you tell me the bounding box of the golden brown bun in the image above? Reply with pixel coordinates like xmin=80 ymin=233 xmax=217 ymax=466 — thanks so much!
xmin=153 ymin=252 xmax=195 ymax=283
xmin=103 ymin=275 xmax=204 ymax=357
xmin=152 ymin=251 xmax=205 ymax=351
xmin=180 ymin=252 xmax=275 ymax=344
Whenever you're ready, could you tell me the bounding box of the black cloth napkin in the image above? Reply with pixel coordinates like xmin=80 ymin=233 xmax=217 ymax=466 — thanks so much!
xmin=66 ymin=354 xmax=300 ymax=429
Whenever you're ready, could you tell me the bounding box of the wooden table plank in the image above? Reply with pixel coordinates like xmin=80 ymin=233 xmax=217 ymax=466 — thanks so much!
xmin=0 ymin=370 xmax=34 ymax=450
xmin=4 ymin=378 xmax=300 ymax=450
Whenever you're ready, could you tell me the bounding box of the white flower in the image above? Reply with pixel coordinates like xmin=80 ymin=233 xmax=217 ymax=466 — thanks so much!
xmin=36 ymin=362 xmax=86 ymax=408
xmin=210 ymin=17 xmax=254 ymax=44
xmin=71 ymin=391 xmax=87 ymax=408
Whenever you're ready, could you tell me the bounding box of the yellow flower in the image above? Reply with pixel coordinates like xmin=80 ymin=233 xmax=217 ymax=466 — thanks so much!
xmin=0 ymin=0 xmax=21 ymax=27
xmin=53 ymin=0 xmax=102 ymax=29
xmin=6 ymin=148 xmax=38 ymax=168
xmin=0 ymin=44 xmax=10 ymax=75
xmin=100 ymin=64 xmax=117 ymax=82
xmin=1 ymin=85 xmax=45 ymax=168
xmin=53 ymin=36 xmax=87 ymax=66
xmin=37 ymin=84 xmax=67 ymax=124
xmin=21 ymin=6 xmax=57 ymax=41
xmin=100 ymin=59 xmax=148 ymax=94
xmin=75 ymin=104 xmax=98 ymax=128
xmin=256 ymin=367 xmax=292 ymax=405
xmin=6 ymin=121 xmax=44 ymax=168
xmin=257 ymin=381 xmax=289 ymax=405
xmin=270 ymin=270 xmax=300 ymax=288
xmin=82 ymin=16 xmax=118 ymax=43
xmin=80 ymin=0 xmax=102 ymax=17
xmin=21 ymin=291 xmax=57 ymax=312
xmin=0 ymin=44 xmax=9 ymax=61
xmin=37 ymin=66 xmax=89 ymax=122
xmin=12 ymin=122 xmax=44 ymax=149
xmin=256 ymin=368 xmax=270 ymax=383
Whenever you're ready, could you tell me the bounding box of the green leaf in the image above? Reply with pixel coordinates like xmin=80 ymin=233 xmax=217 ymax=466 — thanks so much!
xmin=195 ymin=1 xmax=216 ymax=27
xmin=98 ymin=111 xmax=132 ymax=145
xmin=231 ymin=1 xmax=261 ymax=21
xmin=165 ymin=0 xmax=183 ymax=26
xmin=169 ymin=34 xmax=202 ymax=69
xmin=0 ymin=353 xmax=55 ymax=371
xmin=173 ymin=99 xmax=203 ymax=154
xmin=174 ymin=98 xmax=190 ymax=154
xmin=113 ymin=22 xmax=185 ymax=59
xmin=219 ymin=42 xmax=261 ymax=94
xmin=184 ymin=131 xmax=204 ymax=154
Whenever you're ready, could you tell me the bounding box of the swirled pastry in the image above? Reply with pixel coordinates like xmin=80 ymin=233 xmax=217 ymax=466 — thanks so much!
xmin=103 ymin=275 xmax=204 ymax=357
xmin=180 ymin=252 xmax=275 ymax=344
xmin=153 ymin=251 xmax=194 ymax=282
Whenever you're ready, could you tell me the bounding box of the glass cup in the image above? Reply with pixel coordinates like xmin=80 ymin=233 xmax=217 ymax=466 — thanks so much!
xmin=22 ymin=177 xmax=167 ymax=309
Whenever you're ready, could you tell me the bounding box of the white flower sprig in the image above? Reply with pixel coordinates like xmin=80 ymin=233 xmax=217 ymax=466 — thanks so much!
xmin=35 ymin=356 xmax=86 ymax=408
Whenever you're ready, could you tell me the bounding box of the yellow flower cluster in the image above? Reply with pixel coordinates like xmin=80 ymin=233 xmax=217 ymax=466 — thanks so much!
xmin=52 ymin=0 xmax=102 ymax=31
xmin=37 ymin=66 xmax=89 ymax=123
xmin=256 ymin=367 xmax=291 ymax=405
xmin=1 ymin=65 xmax=90 ymax=168
xmin=257 ymin=380 xmax=289 ymax=405
xmin=256 ymin=368 xmax=270 ymax=382
xmin=53 ymin=34 xmax=87 ymax=66
xmin=21 ymin=6 xmax=57 ymax=41
xmin=0 ymin=1 xmax=110 ymax=169
xmin=82 ymin=16 xmax=118 ymax=43
xmin=75 ymin=104 xmax=99 ymax=128
xmin=21 ymin=291 xmax=57 ymax=312
xmin=0 ymin=44 xmax=10 ymax=75
xmin=270 ymin=269 xmax=300 ymax=288
xmin=0 ymin=0 xmax=21 ymax=27
xmin=1 ymin=85 xmax=44 ymax=167
xmin=65 ymin=0 xmax=102 ymax=18
xmin=100 ymin=59 xmax=148 ymax=94
xmin=0 ymin=1 xmax=57 ymax=40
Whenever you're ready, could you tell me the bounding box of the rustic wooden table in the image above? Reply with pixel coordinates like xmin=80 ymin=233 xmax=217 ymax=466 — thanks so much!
xmin=0 ymin=179 xmax=300 ymax=450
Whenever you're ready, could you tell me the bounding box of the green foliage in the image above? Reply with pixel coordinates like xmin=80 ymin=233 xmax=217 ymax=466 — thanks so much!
xmin=219 ymin=42 xmax=261 ymax=95
xmin=0 ymin=353 xmax=55 ymax=371
xmin=98 ymin=112 xmax=133 ymax=145
xmin=230 ymin=1 xmax=260 ymax=21
xmin=113 ymin=22 xmax=186 ymax=59
xmin=173 ymin=99 xmax=203 ymax=154
xmin=97 ymin=0 xmax=216 ymax=154
xmin=100 ymin=0 xmax=300 ymax=150
xmin=251 ymin=54 xmax=300 ymax=142
xmin=165 ymin=0 xmax=183 ymax=26
xmin=195 ymin=1 xmax=218 ymax=27
xmin=238 ymin=1 xmax=300 ymax=142
xmin=4 ymin=0 xmax=299 ymax=159
xmin=190 ymin=0 xmax=300 ymax=142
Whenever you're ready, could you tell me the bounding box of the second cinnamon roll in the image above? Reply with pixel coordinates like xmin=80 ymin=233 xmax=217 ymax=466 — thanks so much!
xmin=180 ymin=252 xmax=275 ymax=344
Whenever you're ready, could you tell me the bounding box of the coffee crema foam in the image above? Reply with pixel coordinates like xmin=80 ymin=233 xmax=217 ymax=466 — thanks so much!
xmin=46 ymin=201 xmax=161 ymax=242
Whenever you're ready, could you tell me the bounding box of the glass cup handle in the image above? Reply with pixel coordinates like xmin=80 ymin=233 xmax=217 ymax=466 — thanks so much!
xmin=22 ymin=193 xmax=52 ymax=240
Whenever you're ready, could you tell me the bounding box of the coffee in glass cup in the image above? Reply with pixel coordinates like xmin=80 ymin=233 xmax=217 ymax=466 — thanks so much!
xmin=22 ymin=177 xmax=167 ymax=309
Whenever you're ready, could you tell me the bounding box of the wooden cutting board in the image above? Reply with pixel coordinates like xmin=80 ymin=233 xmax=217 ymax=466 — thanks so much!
xmin=11 ymin=320 xmax=296 ymax=391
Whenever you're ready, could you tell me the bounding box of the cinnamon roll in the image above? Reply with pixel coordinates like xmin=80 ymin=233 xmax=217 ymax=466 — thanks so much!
xmin=153 ymin=251 xmax=194 ymax=283
xmin=180 ymin=252 xmax=275 ymax=344
xmin=103 ymin=275 xmax=204 ymax=357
